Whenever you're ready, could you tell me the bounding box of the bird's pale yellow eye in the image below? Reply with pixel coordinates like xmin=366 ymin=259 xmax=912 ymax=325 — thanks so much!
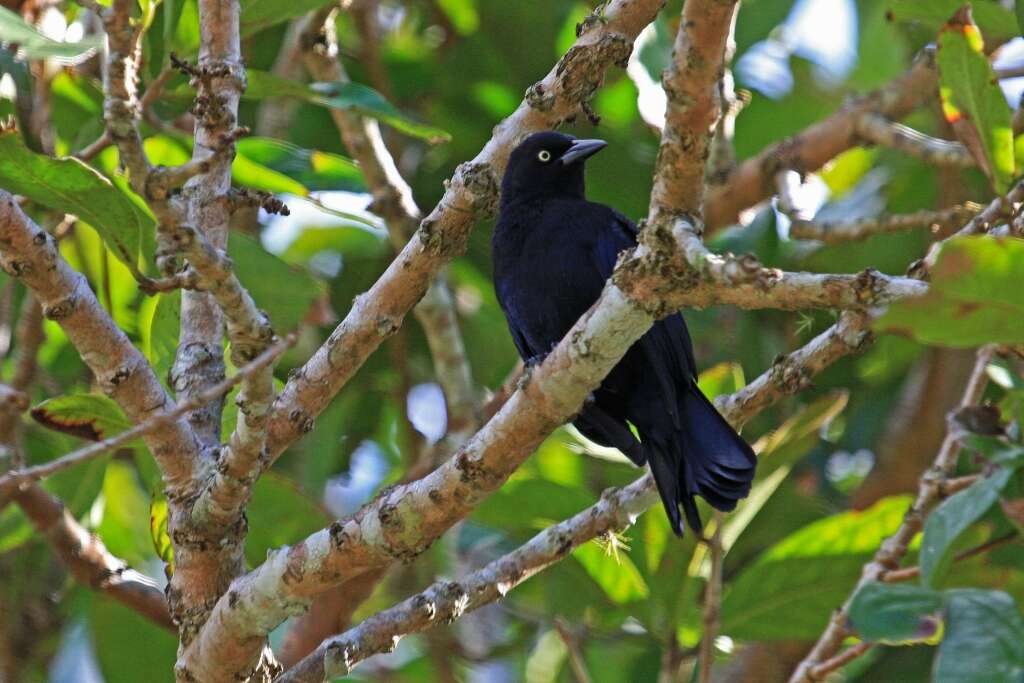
xmin=537 ymin=150 xmax=552 ymax=163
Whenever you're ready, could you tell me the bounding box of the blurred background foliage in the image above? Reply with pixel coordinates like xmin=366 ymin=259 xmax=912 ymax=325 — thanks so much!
xmin=1 ymin=0 xmax=1024 ymax=681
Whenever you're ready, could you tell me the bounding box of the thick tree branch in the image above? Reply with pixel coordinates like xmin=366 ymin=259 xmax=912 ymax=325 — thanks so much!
xmin=12 ymin=483 xmax=174 ymax=630
xmin=275 ymin=476 xmax=659 ymax=683
xmin=0 ymin=192 xmax=199 ymax=491
xmin=703 ymin=49 xmax=938 ymax=233
xmin=300 ymin=6 xmax=477 ymax=445
xmin=179 ymin=2 xmax=736 ymax=679
xmin=263 ymin=0 xmax=666 ymax=468
xmin=788 ymin=346 xmax=997 ymax=683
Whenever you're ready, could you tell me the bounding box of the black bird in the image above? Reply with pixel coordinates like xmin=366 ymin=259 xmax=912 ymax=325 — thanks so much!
xmin=492 ymin=131 xmax=756 ymax=537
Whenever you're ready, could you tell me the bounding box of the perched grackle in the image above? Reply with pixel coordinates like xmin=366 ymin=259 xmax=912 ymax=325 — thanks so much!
xmin=492 ymin=131 xmax=756 ymax=537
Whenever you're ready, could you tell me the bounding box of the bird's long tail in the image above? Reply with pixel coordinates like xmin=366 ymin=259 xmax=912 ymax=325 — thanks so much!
xmin=646 ymin=385 xmax=757 ymax=537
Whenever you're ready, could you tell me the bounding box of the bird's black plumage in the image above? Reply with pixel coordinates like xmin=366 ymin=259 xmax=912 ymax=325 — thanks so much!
xmin=492 ymin=131 xmax=757 ymax=537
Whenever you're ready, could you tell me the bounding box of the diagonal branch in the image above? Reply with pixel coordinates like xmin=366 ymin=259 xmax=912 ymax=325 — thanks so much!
xmin=703 ymin=48 xmax=938 ymax=233
xmin=263 ymin=0 xmax=666 ymax=468
xmin=0 ymin=336 xmax=294 ymax=497
xmin=12 ymin=483 xmax=174 ymax=630
xmin=179 ymin=2 xmax=735 ymax=679
xmin=300 ymin=6 xmax=477 ymax=446
xmin=788 ymin=345 xmax=997 ymax=683
xmin=855 ymin=112 xmax=974 ymax=168
xmin=0 ymin=192 xmax=199 ymax=492
xmin=789 ymin=204 xmax=982 ymax=244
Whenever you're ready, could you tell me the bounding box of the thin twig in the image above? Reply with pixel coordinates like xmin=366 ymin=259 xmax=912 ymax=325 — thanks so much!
xmin=0 ymin=335 xmax=294 ymax=494
xmin=789 ymin=346 xmax=997 ymax=683
xmin=880 ymin=531 xmax=1019 ymax=583
xmin=855 ymin=112 xmax=974 ymax=168
xmin=698 ymin=514 xmax=724 ymax=683
xmin=790 ymin=204 xmax=982 ymax=244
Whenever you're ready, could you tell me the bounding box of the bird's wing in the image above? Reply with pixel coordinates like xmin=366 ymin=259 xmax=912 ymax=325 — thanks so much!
xmin=494 ymin=277 xmax=537 ymax=360
xmin=586 ymin=205 xmax=699 ymax=428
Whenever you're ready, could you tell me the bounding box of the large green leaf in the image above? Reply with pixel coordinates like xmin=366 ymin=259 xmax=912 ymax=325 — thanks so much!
xmin=97 ymin=461 xmax=156 ymax=566
xmin=0 ymin=6 xmax=102 ymax=60
xmin=934 ymin=589 xmax=1024 ymax=682
xmin=875 ymin=237 xmax=1024 ymax=347
xmin=244 ymin=70 xmax=450 ymax=143
xmin=0 ymin=131 xmax=153 ymax=270
xmin=720 ymin=496 xmax=912 ymax=640
xmin=936 ymin=7 xmax=1015 ymax=192
xmin=920 ymin=466 xmax=1014 ymax=587
xmin=229 ymin=232 xmax=323 ymax=333
xmin=848 ymin=582 xmax=944 ymax=644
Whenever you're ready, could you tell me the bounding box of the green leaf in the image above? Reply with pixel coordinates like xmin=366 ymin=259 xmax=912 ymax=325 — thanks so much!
xmin=937 ymin=7 xmax=1015 ymax=193
xmin=720 ymin=496 xmax=912 ymax=639
xmin=0 ymin=130 xmax=153 ymax=271
xmin=232 ymin=150 xmax=308 ymax=197
xmin=142 ymin=289 xmax=180 ymax=383
xmin=243 ymin=70 xmax=451 ymax=143
xmin=848 ymin=582 xmax=944 ymax=644
xmin=236 ymin=137 xmax=364 ymax=192
xmin=97 ymin=461 xmax=155 ymax=566
xmin=30 ymin=394 xmax=134 ymax=443
xmin=1019 ymin=0 xmax=1024 ymax=37
xmin=244 ymin=473 xmax=327 ymax=567
xmin=875 ymin=237 xmax=1024 ymax=347
xmin=239 ymin=0 xmax=333 ymax=36
xmin=697 ymin=361 xmax=745 ymax=400
xmin=282 ymin=225 xmax=388 ymax=263
xmin=573 ymin=539 xmax=650 ymax=604
xmin=0 ymin=6 xmax=102 ymax=59
xmin=934 ymin=589 xmax=1024 ymax=682
xmin=888 ymin=0 xmax=1020 ymax=42
xmin=149 ymin=492 xmax=174 ymax=575
xmin=920 ymin=466 xmax=1014 ymax=587
xmin=90 ymin=594 xmax=177 ymax=683
xmin=435 ymin=0 xmax=479 ymax=35
xmin=229 ymin=232 xmax=323 ymax=332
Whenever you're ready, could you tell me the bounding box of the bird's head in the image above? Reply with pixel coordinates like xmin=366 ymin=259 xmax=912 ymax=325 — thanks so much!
xmin=500 ymin=131 xmax=607 ymax=205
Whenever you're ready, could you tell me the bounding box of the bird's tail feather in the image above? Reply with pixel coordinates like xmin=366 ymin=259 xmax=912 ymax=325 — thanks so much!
xmin=647 ymin=386 xmax=757 ymax=537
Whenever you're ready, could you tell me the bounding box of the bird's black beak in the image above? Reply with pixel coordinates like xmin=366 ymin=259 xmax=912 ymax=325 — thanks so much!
xmin=560 ymin=138 xmax=607 ymax=165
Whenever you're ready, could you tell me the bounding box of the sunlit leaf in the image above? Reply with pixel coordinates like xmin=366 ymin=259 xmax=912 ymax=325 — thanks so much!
xmin=243 ymin=70 xmax=451 ymax=143
xmin=97 ymin=461 xmax=155 ymax=566
xmin=149 ymin=492 xmax=174 ymax=576
xmin=720 ymin=496 xmax=912 ymax=639
xmin=573 ymin=539 xmax=649 ymax=604
xmin=936 ymin=7 xmax=1014 ymax=192
xmin=0 ymin=131 xmax=153 ymax=271
xmin=875 ymin=237 xmax=1024 ymax=346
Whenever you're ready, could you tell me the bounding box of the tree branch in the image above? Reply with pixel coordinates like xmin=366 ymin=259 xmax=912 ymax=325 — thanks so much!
xmin=0 ymin=192 xmax=199 ymax=492
xmin=263 ymin=0 xmax=666 ymax=470
xmin=790 ymin=204 xmax=982 ymax=244
xmin=788 ymin=345 xmax=997 ymax=683
xmin=703 ymin=49 xmax=938 ymax=233
xmin=855 ymin=112 xmax=974 ymax=168
xmin=0 ymin=336 xmax=294 ymax=496
xmin=300 ymin=6 xmax=478 ymax=446
xmin=12 ymin=483 xmax=174 ymax=630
